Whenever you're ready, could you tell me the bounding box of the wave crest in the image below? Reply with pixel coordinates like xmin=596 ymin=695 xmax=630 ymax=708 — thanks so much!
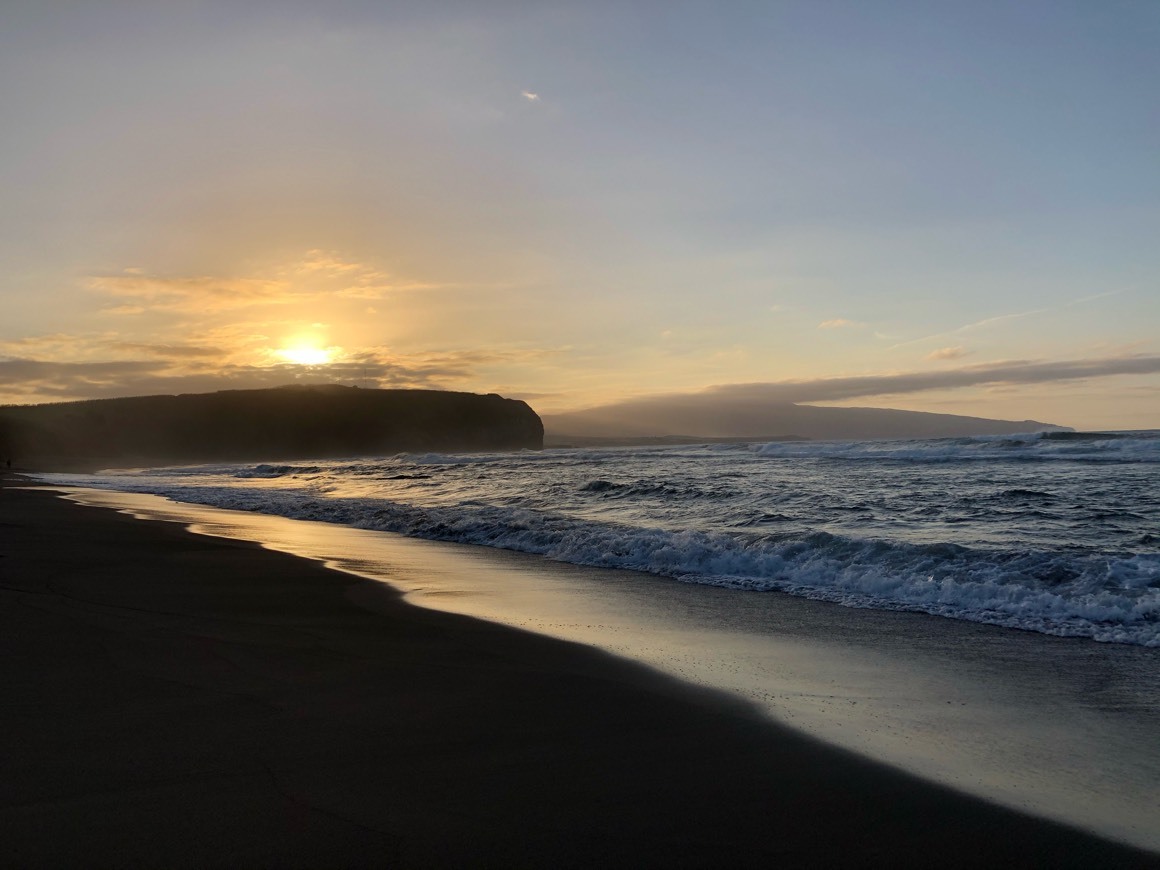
xmin=753 ymin=431 xmax=1160 ymax=463
xmin=70 ymin=481 xmax=1160 ymax=647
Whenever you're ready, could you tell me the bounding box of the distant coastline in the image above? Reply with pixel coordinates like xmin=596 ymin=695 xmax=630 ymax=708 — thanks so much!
xmin=543 ymin=433 xmax=810 ymax=449
xmin=544 ymin=400 xmax=1069 ymax=442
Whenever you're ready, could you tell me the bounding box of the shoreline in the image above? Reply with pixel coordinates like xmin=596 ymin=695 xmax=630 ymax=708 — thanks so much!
xmin=2 ymin=484 xmax=1157 ymax=867
xmin=52 ymin=485 xmax=1160 ymax=852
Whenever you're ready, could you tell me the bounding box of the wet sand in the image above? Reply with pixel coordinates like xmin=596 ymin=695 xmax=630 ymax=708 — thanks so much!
xmin=2 ymin=483 xmax=1156 ymax=867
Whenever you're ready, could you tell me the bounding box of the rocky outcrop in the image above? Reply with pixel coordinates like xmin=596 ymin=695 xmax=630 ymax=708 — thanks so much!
xmin=0 ymin=385 xmax=543 ymax=470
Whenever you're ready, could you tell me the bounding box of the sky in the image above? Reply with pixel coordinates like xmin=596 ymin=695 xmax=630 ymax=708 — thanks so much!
xmin=2 ymin=0 xmax=1157 ymax=430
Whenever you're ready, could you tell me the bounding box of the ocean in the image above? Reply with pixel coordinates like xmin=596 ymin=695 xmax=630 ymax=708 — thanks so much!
xmin=45 ymin=429 xmax=1160 ymax=647
xmin=40 ymin=430 xmax=1160 ymax=850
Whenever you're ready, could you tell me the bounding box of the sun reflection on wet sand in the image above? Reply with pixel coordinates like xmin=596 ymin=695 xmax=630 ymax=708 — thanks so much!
xmin=55 ymin=487 xmax=1160 ymax=853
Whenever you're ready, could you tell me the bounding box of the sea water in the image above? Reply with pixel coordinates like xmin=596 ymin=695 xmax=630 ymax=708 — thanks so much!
xmin=41 ymin=429 xmax=1160 ymax=850
xmin=44 ymin=430 xmax=1160 ymax=647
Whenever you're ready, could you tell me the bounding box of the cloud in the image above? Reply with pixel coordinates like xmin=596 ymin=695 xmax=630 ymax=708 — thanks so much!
xmin=1 ymin=333 xmax=226 ymax=365
xmin=893 ymin=288 xmax=1134 ymax=353
xmin=1065 ymin=286 xmax=1131 ymax=308
xmin=540 ymin=354 xmax=1160 ymax=436
xmin=90 ymin=273 xmax=292 ymax=313
xmin=553 ymin=354 xmax=1160 ymax=416
xmin=702 ymin=354 xmax=1160 ymax=405
xmin=0 ymin=356 xmax=453 ymax=404
xmin=334 ymin=280 xmax=441 ymax=300
xmin=0 ymin=333 xmax=103 ymax=361
xmin=89 ymin=253 xmax=442 ymax=313
xmin=0 ymin=359 xmax=163 ymax=403
xmin=107 ymin=342 xmax=223 ymax=359
xmin=293 ymin=250 xmax=367 ymax=276
xmin=293 ymin=250 xmax=432 ymax=299
xmin=0 ymin=342 xmax=561 ymax=406
xmin=891 ymin=306 xmax=1052 ymax=350
xmin=925 ymin=346 xmax=971 ymax=361
xmin=521 ymin=90 xmax=540 ymax=102
xmin=817 ymin=318 xmax=857 ymax=329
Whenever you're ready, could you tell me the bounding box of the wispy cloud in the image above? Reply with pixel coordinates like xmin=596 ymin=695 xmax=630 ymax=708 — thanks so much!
xmin=1065 ymin=286 xmax=1131 ymax=307
xmin=108 ymin=342 xmax=223 ymax=359
xmin=891 ymin=288 xmax=1134 ymax=352
xmin=0 ymin=333 xmax=104 ymax=362
xmin=293 ymin=250 xmax=368 ymax=276
xmin=292 ymin=250 xmax=439 ymax=299
xmin=0 ymin=359 xmax=163 ymax=403
xmin=553 ymin=354 xmax=1160 ymax=416
xmin=703 ymin=354 xmax=1160 ymax=404
xmin=890 ymin=307 xmax=1050 ymax=350
xmin=0 ymin=339 xmax=561 ymax=405
xmin=0 ymin=357 xmax=459 ymax=404
xmin=89 ymin=250 xmax=440 ymax=313
xmin=334 ymin=280 xmax=441 ymax=300
xmin=818 ymin=318 xmax=858 ymax=329
xmin=90 ymin=273 xmax=292 ymax=313
xmin=1 ymin=332 xmax=233 ymax=366
xmin=926 ymin=346 xmax=971 ymax=361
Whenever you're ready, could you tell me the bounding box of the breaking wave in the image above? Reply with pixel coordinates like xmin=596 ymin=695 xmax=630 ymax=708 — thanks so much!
xmin=39 ymin=429 xmax=1159 ymax=647
xmin=752 ymin=431 xmax=1160 ymax=463
xmin=51 ymin=480 xmax=1160 ymax=647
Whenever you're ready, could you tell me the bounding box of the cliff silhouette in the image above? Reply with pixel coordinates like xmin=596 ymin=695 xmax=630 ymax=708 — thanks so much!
xmin=0 ymin=385 xmax=543 ymax=470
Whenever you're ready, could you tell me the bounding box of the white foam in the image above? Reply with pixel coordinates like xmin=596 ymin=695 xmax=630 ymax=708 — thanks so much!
xmin=39 ymin=476 xmax=1160 ymax=647
xmin=753 ymin=432 xmax=1160 ymax=463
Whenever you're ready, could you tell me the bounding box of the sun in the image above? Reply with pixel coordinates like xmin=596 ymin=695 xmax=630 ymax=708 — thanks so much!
xmin=276 ymin=343 xmax=335 ymax=365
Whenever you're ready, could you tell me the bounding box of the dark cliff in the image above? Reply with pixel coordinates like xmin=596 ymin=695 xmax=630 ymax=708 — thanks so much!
xmin=0 ymin=385 xmax=543 ymax=470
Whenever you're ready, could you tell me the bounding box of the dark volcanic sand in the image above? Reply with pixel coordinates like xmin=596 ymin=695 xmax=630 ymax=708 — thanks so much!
xmin=1 ymin=482 xmax=1156 ymax=868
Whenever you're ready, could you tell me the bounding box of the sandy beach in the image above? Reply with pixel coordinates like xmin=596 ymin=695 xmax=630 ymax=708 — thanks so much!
xmin=2 ymin=482 xmax=1157 ymax=868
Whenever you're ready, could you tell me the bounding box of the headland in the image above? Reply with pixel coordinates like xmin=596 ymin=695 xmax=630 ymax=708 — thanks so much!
xmin=0 ymin=385 xmax=543 ymax=471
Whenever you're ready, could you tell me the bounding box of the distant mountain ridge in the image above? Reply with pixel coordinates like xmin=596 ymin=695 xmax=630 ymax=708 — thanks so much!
xmin=544 ymin=399 xmax=1067 ymax=442
xmin=0 ymin=385 xmax=543 ymax=470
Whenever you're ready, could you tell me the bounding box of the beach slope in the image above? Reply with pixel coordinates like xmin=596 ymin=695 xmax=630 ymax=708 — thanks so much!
xmin=1 ymin=485 xmax=1155 ymax=868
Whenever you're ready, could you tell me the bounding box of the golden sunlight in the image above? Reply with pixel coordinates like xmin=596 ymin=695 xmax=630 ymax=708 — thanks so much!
xmin=276 ymin=343 xmax=335 ymax=366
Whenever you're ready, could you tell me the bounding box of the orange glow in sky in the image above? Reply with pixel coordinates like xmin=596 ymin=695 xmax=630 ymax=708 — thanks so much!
xmin=0 ymin=5 xmax=1157 ymax=429
xmin=276 ymin=343 xmax=335 ymax=366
